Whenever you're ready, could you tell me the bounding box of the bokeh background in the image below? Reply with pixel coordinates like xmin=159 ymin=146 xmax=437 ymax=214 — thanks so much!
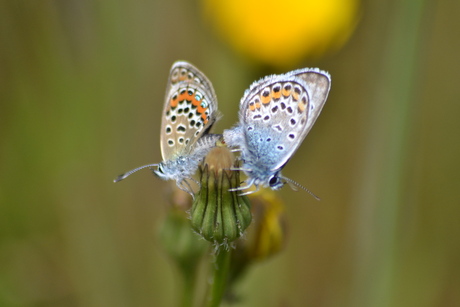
xmin=1 ymin=0 xmax=460 ymax=306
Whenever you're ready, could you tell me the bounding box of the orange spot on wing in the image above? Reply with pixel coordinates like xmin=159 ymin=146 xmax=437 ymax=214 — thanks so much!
xmin=272 ymin=89 xmax=281 ymax=99
xmin=261 ymin=93 xmax=271 ymax=105
xmin=179 ymin=73 xmax=187 ymax=81
xmin=201 ymin=113 xmax=208 ymax=121
xmin=297 ymin=101 xmax=306 ymax=112
xmin=255 ymin=102 xmax=261 ymax=109
xmin=178 ymin=92 xmax=188 ymax=102
xmin=192 ymin=97 xmax=201 ymax=106
xmin=170 ymin=97 xmax=178 ymax=108
xmin=197 ymin=105 xmax=207 ymax=114
xmin=292 ymin=91 xmax=300 ymax=101
xmin=249 ymin=103 xmax=256 ymax=111
xmin=282 ymin=88 xmax=291 ymax=97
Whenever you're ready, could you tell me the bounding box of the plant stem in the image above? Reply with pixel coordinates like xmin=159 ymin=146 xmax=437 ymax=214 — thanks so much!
xmin=180 ymin=269 xmax=195 ymax=307
xmin=207 ymin=247 xmax=231 ymax=307
xmin=351 ymin=1 xmax=427 ymax=306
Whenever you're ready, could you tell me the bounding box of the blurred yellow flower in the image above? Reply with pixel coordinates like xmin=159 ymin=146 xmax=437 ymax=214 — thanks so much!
xmin=201 ymin=0 xmax=360 ymax=67
xmin=244 ymin=190 xmax=287 ymax=260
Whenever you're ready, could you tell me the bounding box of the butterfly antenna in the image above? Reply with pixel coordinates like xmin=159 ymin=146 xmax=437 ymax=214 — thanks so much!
xmin=113 ymin=164 xmax=158 ymax=183
xmin=281 ymin=176 xmax=320 ymax=201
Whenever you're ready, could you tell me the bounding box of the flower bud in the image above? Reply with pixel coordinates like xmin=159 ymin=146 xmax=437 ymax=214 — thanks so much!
xmin=158 ymin=190 xmax=208 ymax=275
xmin=191 ymin=146 xmax=252 ymax=245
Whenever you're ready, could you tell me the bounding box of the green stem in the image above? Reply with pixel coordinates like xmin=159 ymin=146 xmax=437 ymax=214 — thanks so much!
xmin=180 ymin=269 xmax=195 ymax=307
xmin=206 ymin=247 xmax=231 ymax=307
xmin=351 ymin=1 xmax=427 ymax=306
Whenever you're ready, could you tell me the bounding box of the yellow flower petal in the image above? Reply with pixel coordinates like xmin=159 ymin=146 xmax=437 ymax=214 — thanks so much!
xmin=202 ymin=0 xmax=360 ymax=67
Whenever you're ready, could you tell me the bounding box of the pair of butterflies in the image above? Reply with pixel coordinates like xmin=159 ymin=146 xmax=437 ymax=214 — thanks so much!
xmin=115 ymin=61 xmax=331 ymax=196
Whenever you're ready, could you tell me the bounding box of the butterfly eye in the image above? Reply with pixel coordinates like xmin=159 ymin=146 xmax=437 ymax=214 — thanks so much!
xmin=268 ymin=175 xmax=281 ymax=187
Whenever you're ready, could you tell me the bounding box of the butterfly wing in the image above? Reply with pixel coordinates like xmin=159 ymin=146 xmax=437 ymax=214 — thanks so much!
xmin=290 ymin=68 xmax=331 ymax=139
xmin=160 ymin=61 xmax=219 ymax=161
xmin=238 ymin=68 xmax=330 ymax=173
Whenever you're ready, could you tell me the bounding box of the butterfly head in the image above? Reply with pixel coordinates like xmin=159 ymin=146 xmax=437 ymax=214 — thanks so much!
xmin=267 ymin=173 xmax=285 ymax=190
xmin=244 ymin=166 xmax=285 ymax=190
xmin=153 ymin=157 xmax=200 ymax=182
xmin=153 ymin=162 xmax=168 ymax=179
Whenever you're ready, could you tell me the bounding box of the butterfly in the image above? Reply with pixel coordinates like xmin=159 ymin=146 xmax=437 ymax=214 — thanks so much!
xmin=223 ymin=68 xmax=331 ymax=196
xmin=114 ymin=61 xmax=220 ymax=194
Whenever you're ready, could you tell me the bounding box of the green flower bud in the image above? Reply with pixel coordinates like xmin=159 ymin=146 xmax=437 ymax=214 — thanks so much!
xmin=158 ymin=191 xmax=208 ymax=276
xmin=191 ymin=146 xmax=252 ymax=245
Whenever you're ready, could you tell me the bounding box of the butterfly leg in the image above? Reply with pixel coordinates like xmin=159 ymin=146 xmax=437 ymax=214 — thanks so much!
xmin=229 ymin=166 xmax=252 ymax=172
xmin=229 ymin=178 xmax=255 ymax=192
xmin=238 ymin=184 xmax=259 ymax=196
xmin=189 ymin=177 xmax=200 ymax=188
xmin=176 ymin=180 xmax=195 ymax=198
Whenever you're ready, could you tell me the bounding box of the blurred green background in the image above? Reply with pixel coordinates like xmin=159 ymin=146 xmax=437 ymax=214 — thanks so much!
xmin=1 ymin=1 xmax=460 ymax=306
